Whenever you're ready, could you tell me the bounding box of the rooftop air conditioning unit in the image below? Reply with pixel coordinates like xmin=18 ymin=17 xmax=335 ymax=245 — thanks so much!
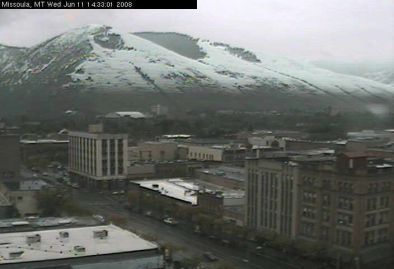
xmin=93 ymin=230 xmax=108 ymax=239
xmin=74 ymin=245 xmax=86 ymax=253
xmin=26 ymin=234 xmax=41 ymax=244
xmin=9 ymin=251 xmax=24 ymax=259
xmin=59 ymin=231 xmax=69 ymax=238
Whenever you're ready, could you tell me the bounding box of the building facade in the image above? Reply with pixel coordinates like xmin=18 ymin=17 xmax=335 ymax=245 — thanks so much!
xmin=187 ymin=145 xmax=246 ymax=163
xmin=246 ymin=151 xmax=394 ymax=263
xmin=0 ymin=135 xmax=20 ymax=182
xmin=246 ymin=157 xmax=299 ymax=238
xmin=68 ymin=131 xmax=128 ymax=189
xmin=130 ymin=141 xmax=179 ymax=162
xmin=0 ymin=224 xmax=163 ymax=269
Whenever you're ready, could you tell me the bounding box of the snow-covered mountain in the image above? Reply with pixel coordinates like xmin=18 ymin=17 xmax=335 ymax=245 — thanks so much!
xmin=364 ymin=69 xmax=394 ymax=87
xmin=0 ymin=25 xmax=393 ymax=115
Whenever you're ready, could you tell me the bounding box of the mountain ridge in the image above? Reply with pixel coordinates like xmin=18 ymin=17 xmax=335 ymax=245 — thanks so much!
xmin=0 ymin=25 xmax=393 ymax=117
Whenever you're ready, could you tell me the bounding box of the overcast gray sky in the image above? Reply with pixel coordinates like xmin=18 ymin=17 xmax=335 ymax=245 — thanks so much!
xmin=0 ymin=0 xmax=393 ymax=62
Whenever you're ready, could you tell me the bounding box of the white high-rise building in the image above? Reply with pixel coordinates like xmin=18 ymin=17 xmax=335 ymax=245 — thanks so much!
xmin=68 ymin=130 xmax=128 ymax=189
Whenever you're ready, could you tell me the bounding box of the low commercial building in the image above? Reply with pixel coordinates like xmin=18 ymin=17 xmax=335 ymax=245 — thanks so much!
xmin=0 ymin=224 xmax=163 ymax=269
xmin=198 ymin=189 xmax=245 ymax=226
xmin=20 ymin=139 xmax=69 ymax=163
xmin=127 ymin=161 xmax=204 ymax=180
xmin=0 ymin=179 xmax=49 ymax=216
xmin=248 ymin=136 xmax=286 ymax=150
xmin=129 ymin=141 xmax=179 ymax=162
xmin=131 ymin=178 xmax=199 ymax=206
xmin=130 ymin=178 xmax=245 ymax=225
xmin=127 ymin=163 xmax=156 ymax=179
xmin=187 ymin=144 xmax=246 ymax=163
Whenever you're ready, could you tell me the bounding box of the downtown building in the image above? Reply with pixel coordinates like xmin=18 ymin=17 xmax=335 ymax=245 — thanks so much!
xmin=0 ymin=135 xmax=20 ymax=182
xmin=0 ymin=222 xmax=163 ymax=269
xmin=68 ymin=125 xmax=128 ymax=189
xmin=245 ymin=150 xmax=394 ymax=264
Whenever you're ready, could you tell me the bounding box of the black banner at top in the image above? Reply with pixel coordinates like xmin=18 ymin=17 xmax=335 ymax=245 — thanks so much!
xmin=0 ymin=0 xmax=198 ymax=9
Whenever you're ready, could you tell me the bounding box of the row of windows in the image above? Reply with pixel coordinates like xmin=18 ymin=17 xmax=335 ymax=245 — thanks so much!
xmin=338 ymin=196 xmax=354 ymax=210
xmin=365 ymin=229 xmax=389 ymax=246
xmin=368 ymin=182 xmax=391 ymax=193
xmin=367 ymin=196 xmax=389 ymax=211
xmin=338 ymin=182 xmax=354 ymax=193
xmin=366 ymin=211 xmax=390 ymax=227
xmin=337 ymin=212 xmax=353 ymax=226
xmin=189 ymin=152 xmax=215 ymax=160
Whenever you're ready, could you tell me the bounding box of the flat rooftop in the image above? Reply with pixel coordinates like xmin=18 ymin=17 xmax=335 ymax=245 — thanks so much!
xmin=0 ymin=224 xmax=158 ymax=264
xmin=136 ymin=178 xmax=198 ymax=205
xmin=20 ymin=139 xmax=69 ymax=145
xmin=136 ymin=178 xmax=245 ymax=204
xmin=197 ymin=166 xmax=245 ymax=182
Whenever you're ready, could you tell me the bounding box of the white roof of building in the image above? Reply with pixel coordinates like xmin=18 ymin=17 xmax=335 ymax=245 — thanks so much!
xmin=106 ymin=111 xmax=147 ymax=119
xmin=0 ymin=224 xmax=157 ymax=264
xmin=136 ymin=178 xmax=198 ymax=205
xmin=20 ymin=139 xmax=69 ymax=144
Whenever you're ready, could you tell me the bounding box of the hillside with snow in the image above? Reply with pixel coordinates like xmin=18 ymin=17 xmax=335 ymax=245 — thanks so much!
xmin=0 ymin=25 xmax=393 ymax=115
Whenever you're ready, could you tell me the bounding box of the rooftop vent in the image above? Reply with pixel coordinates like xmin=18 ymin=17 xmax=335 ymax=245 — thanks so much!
xmin=9 ymin=250 xmax=24 ymax=259
xmin=59 ymin=231 xmax=69 ymax=238
xmin=26 ymin=234 xmax=41 ymax=244
xmin=74 ymin=245 xmax=86 ymax=253
xmin=93 ymin=229 xmax=108 ymax=239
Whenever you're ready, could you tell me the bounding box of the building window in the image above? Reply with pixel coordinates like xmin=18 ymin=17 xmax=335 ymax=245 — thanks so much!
xmin=368 ymin=183 xmax=379 ymax=193
xmin=322 ymin=210 xmax=330 ymax=222
xmin=338 ymin=181 xmax=354 ymax=193
xmin=367 ymin=197 xmax=377 ymax=211
xmin=322 ymin=193 xmax=330 ymax=206
xmin=377 ymin=228 xmax=389 ymax=243
xmin=378 ymin=211 xmax=389 ymax=225
xmin=364 ymin=231 xmax=375 ymax=246
xmin=379 ymin=196 xmax=389 ymax=208
xmin=102 ymin=140 xmax=107 ymax=154
xmin=322 ymin=179 xmax=331 ymax=188
xmin=300 ymin=222 xmax=315 ymax=237
xmin=302 ymin=206 xmax=316 ymax=219
xmin=336 ymin=230 xmax=352 ymax=247
xmin=302 ymin=191 xmax=316 ymax=204
xmin=366 ymin=213 xmax=376 ymax=227
xmin=303 ymin=176 xmax=317 ymax=187
xmin=337 ymin=212 xmax=353 ymax=226
xmin=338 ymin=196 xmax=354 ymax=210
xmin=320 ymin=226 xmax=329 ymax=241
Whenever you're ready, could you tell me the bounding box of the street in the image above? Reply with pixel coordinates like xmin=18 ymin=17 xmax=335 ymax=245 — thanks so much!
xmin=73 ymin=189 xmax=302 ymax=269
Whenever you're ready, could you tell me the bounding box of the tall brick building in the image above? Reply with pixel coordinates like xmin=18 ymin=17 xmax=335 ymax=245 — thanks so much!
xmin=246 ymin=150 xmax=394 ymax=263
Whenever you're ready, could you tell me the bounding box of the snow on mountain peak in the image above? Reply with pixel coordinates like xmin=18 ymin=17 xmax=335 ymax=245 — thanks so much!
xmin=0 ymin=25 xmax=393 ymax=105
